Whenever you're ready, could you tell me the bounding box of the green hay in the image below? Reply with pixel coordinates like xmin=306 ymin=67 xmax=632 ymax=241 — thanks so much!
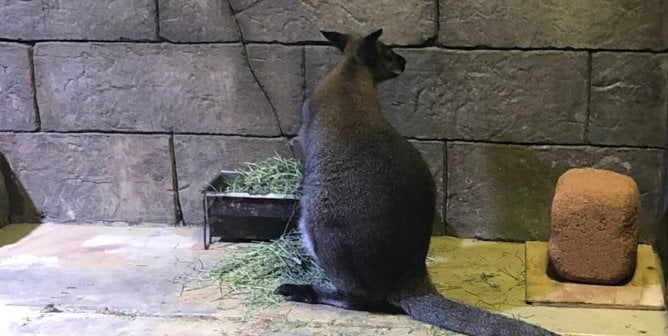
xmin=228 ymin=153 xmax=302 ymax=195
xmin=210 ymin=230 xmax=331 ymax=308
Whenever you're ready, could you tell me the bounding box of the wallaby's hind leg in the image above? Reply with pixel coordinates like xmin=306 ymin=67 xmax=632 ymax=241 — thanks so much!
xmin=274 ymin=284 xmax=403 ymax=314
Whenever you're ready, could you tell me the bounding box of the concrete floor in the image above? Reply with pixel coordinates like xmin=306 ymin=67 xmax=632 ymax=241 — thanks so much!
xmin=0 ymin=223 xmax=665 ymax=336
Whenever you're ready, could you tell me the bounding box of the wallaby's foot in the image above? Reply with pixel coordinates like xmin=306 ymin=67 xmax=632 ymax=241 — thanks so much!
xmin=275 ymin=283 xmax=403 ymax=314
xmin=275 ymin=284 xmax=318 ymax=303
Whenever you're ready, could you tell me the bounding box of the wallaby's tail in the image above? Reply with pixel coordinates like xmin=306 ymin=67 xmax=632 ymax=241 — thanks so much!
xmin=396 ymin=292 xmax=558 ymax=336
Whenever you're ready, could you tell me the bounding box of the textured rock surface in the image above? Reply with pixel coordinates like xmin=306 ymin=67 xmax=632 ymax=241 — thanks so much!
xmin=0 ymin=0 xmax=156 ymax=41
xmin=439 ymin=0 xmax=666 ymax=50
xmin=0 ymin=133 xmax=174 ymax=223
xmin=158 ymin=0 xmax=239 ymax=42
xmin=0 ymin=43 xmax=37 ymax=131
xmin=230 ymin=0 xmax=437 ymax=45
xmin=589 ymin=53 xmax=668 ymax=147
xmin=34 ymin=43 xmax=280 ymax=135
xmin=446 ymin=142 xmax=662 ymax=244
xmin=0 ymin=0 xmax=663 ymax=236
xmin=549 ymin=168 xmax=640 ymax=284
xmin=410 ymin=141 xmax=446 ymax=235
xmin=0 ymin=167 xmax=8 ymax=227
xmin=246 ymin=45 xmax=304 ymax=135
xmin=306 ymin=46 xmax=588 ymax=143
xmin=173 ymin=135 xmax=293 ymax=225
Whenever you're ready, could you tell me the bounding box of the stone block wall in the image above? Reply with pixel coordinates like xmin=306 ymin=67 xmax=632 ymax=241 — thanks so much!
xmin=0 ymin=0 xmax=666 ymax=244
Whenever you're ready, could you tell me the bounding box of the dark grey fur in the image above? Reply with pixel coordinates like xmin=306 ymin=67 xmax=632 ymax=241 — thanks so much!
xmin=275 ymin=29 xmax=558 ymax=336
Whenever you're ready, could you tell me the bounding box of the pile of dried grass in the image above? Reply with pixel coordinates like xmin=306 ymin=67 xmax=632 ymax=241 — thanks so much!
xmin=210 ymin=230 xmax=331 ymax=308
xmin=227 ymin=154 xmax=302 ymax=195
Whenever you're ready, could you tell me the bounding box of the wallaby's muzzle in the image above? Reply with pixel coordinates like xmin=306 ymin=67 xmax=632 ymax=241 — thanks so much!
xmin=396 ymin=55 xmax=406 ymax=73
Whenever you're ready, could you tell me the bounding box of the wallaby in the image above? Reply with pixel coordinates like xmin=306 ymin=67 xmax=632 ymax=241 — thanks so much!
xmin=275 ymin=29 xmax=558 ymax=336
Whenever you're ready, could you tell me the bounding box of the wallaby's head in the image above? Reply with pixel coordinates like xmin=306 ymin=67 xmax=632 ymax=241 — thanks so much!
xmin=321 ymin=29 xmax=406 ymax=83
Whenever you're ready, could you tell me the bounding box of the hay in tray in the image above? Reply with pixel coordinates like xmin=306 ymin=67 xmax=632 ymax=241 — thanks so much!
xmin=227 ymin=153 xmax=302 ymax=195
xmin=210 ymin=230 xmax=332 ymax=308
xmin=210 ymin=154 xmax=317 ymax=307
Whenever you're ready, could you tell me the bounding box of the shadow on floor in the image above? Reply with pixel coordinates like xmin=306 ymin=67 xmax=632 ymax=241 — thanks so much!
xmin=0 ymin=152 xmax=40 ymax=245
xmin=0 ymin=223 xmax=40 ymax=247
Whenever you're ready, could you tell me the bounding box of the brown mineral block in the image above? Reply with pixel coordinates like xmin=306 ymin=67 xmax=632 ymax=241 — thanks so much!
xmin=548 ymin=168 xmax=640 ymax=285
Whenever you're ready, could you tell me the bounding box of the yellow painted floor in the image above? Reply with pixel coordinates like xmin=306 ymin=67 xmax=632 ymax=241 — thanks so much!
xmin=0 ymin=223 xmax=666 ymax=336
xmin=425 ymin=236 xmax=667 ymax=335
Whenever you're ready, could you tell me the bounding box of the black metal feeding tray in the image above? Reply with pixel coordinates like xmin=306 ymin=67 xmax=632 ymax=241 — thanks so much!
xmin=202 ymin=171 xmax=300 ymax=249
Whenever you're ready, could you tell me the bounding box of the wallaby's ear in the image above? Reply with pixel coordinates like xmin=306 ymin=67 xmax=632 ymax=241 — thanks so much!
xmin=364 ymin=29 xmax=383 ymax=43
xmin=321 ymin=31 xmax=350 ymax=52
xmin=361 ymin=29 xmax=383 ymax=61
